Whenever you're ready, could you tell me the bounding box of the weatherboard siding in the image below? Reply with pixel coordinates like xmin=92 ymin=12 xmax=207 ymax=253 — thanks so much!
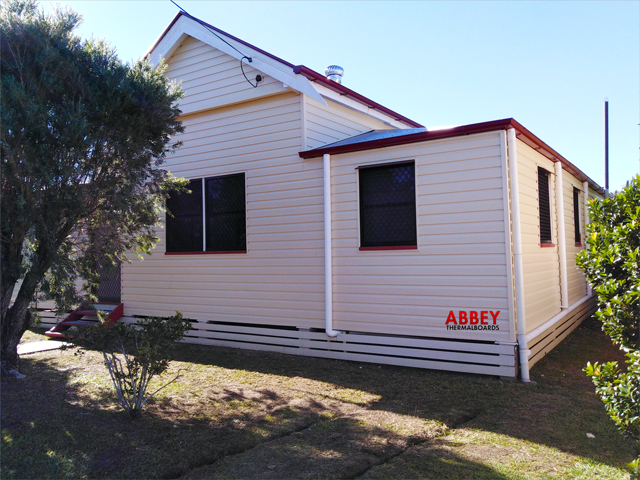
xmin=329 ymin=132 xmax=512 ymax=342
xmin=304 ymin=96 xmax=394 ymax=150
xmin=562 ymin=173 xmax=588 ymax=305
xmin=515 ymin=141 xmax=562 ymax=334
xmin=122 ymin=91 xmax=328 ymax=328
xmin=165 ymin=36 xmax=288 ymax=115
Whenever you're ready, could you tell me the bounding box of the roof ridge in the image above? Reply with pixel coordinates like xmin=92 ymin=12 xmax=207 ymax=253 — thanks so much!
xmin=148 ymin=11 xmax=424 ymax=128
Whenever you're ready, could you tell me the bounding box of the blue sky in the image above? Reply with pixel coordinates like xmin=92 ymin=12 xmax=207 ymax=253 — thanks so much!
xmin=40 ymin=1 xmax=639 ymax=191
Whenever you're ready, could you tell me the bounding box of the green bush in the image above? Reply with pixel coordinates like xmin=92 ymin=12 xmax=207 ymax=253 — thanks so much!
xmin=75 ymin=312 xmax=191 ymax=418
xmin=577 ymin=175 xmax=640 ymax=473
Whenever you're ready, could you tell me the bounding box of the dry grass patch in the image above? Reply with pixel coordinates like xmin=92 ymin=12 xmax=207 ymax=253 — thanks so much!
xmin=1 ymin=318 xmax=636 ymax=479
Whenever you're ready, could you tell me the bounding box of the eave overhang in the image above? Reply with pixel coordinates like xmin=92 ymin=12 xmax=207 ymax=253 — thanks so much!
xmin=299 ymin=118 xmax=604 ymax=195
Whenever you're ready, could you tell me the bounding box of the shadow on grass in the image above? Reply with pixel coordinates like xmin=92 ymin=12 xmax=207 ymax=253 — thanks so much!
xmin=1 ymin=318 xmax=633 ymax=479
xmin=0 ymin=356 xmax=510 ymax=480
xmin=167 ymin=317 xmax=635 ymax=472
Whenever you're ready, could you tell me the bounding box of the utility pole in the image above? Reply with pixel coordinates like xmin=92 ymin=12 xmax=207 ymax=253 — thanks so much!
xmin=604 ymin=99 xmax=609 ymax=196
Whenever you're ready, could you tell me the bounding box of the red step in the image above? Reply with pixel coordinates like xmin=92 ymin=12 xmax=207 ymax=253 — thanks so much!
xmin=45 ymin=303 xmax=124 ymax=338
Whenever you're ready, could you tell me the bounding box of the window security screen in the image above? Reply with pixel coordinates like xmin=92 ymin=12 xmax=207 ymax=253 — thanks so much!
xmin=538 ymin=167 xmax=552 ymax=244
xmin=573 ymin=187 xmax=581 ymax=244
xmin=166 ymin=179 xmax=203 ymax=252
xmin=205 ymin=173 xmax=246 ymax=252
xmin=359 ymin=162 xmax=417 ymax=247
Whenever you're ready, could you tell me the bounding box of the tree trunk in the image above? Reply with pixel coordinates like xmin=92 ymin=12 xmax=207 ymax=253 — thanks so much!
xmin=0 ymin=251 xmax=47 ymax=377
xmin=0 ymin=278 xmax=36 ymax=376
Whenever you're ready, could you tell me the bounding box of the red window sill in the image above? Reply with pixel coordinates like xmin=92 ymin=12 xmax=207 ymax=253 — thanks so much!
xmin=540 ymin=243 xmax=555 ymax=248
xmin=165 ymin=251 xmax=247 ymax=255
xmin=359 ymin=245 xmax=417 ymax=251
xmin=575 ymin=243 xmax=582 ymax=247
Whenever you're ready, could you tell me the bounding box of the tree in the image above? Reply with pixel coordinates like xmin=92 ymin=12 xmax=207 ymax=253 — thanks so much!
xmin=577 ymin=175 xmax=640 ymax=475
xmin=73 ymin=312 xmax=192 ymax=419
xmin=0 ymin=0 xmax=185 ymax=375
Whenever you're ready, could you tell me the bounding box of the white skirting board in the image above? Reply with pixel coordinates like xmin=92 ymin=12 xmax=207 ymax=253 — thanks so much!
xmin=122 ymin=315 xmax=517 ymax=377
xmin=527 ymin=296 xmax=598 ymax=369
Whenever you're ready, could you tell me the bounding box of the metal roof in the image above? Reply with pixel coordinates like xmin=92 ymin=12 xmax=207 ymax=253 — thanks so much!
xmin=309 ymin=128 xmax=428 ymax=150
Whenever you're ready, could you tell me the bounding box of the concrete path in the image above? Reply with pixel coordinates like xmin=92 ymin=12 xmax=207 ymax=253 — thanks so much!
xmin=17 ymin=340 xmax=71 ymax=355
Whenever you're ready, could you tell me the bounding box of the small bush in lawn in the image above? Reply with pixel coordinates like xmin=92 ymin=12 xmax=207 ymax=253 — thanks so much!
xmin=577 ymin=175 xmax=640 ymax=475
xmin=75 ymin=312 xmax=191 ymax=418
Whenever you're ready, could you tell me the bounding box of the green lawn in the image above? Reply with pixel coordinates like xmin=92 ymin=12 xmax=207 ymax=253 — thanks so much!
xmin=1 ymin=317 xmax=636 ymax=479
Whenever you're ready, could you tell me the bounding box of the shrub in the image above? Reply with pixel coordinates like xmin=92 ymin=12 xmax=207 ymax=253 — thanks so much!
xmin=577 ymin=175 xmax=640 ymax=473
xmin=76 ymin=312 xmax=191 ymax=418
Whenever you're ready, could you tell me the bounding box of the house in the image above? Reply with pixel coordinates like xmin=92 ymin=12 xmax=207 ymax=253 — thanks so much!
xmin=46 ymin=11 xmax=605 ymax=380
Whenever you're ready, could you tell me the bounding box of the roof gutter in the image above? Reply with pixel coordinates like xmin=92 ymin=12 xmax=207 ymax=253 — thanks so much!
xmin=293 ymin=66 xmax=424 ymax=128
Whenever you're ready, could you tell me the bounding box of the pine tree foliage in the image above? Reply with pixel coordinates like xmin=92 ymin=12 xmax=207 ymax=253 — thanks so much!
xmin=0 ymin=0 xmax=186 ymax=374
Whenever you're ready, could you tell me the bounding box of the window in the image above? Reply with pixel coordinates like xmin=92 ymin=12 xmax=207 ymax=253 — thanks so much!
xmin=537 ymin=167 xmax=552 ymax=245
xmin=166 ymin=173 xmax=246 ymax=253
xmin=166 ymin=179 xmax=203 ymax=252
xmin=573 ymin=187 xmax=581 ymax=245
xmin=359 ymin=161 xmax=417 ymax=249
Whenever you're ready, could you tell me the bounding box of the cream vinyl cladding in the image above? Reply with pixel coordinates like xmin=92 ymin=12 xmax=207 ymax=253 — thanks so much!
xmin=515 ymin=141 xmax=590 ymax=334
xmin=329 ymin=132 xmax=513 ymax=342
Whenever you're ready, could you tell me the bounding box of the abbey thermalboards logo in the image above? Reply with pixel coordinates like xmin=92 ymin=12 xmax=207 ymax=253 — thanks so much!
xmin=446 ymin=311 xmax=500 ymax=331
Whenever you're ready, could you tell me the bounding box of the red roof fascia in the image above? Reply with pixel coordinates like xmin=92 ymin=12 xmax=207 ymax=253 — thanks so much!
xmin=299 ymin=118 xmax=514 ymax=158
xmin=293 ymin=66 xmax=424 ymax=128
xmin=299 ymin=118 xmax=604 ymax=194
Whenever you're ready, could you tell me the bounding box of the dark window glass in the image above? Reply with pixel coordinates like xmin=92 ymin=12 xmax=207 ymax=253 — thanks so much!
xmin=205 ymin=173 xmax=246 ymax=252
xmin=573 ymin=187 xmax=581 ymax=244
xmin=166 ymin=179 xmax=203 ymax=252
xmin=359 ymin=162 xmax=417 ymax=247
xmin=538 ymin=167 xmax=552 ymax=244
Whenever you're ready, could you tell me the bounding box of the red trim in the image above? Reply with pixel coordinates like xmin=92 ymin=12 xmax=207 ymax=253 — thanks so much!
xmin=359 ymin=245 xmax=417 ymax=251
xmin=299 ymin=117 xmax=604 ymax=195
xmin=165 ymin=251 xmax=247 ymax=255
xmin=356 ymin=160 xmax=414 ymax=170
xmin=540 ymin=243 xmax=556 ymax=248
xmin=575 ymin=243 xmax=583 ymax=247
xmin=293 ymin=66 xmax=423 ymax=128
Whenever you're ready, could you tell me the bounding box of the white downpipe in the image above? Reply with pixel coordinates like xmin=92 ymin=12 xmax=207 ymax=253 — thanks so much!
xmin=524 ymin=294 xmax=591 ymax=343
xmin=507 ymin=129 xmax=531 ymax=382
xmin=324 ymin=154 xmax=340 ymax=337
xmin=555 ymin=162 xmax=569 ymax=309
xmin=582 ymin=181 xmax=592 ymax=295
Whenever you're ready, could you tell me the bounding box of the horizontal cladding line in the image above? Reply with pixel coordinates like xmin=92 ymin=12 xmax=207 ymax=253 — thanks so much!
xmin=167 ymin=55 xmax=236 ymax=77
xmin=169 ymin=138 xmax=301 ymax=161
xmin=177 ymin=72 xmax=278 ymax=98
xmin=168 ymin=155 xmax=304 ymax=175
xmin=331 ymin=252 xmax=506 ymax=258
xmin=124 ymin=298 xmax=325 ymax=313
xmin=415 ymin=188 xmax=504 ymax=198
xmin=167 ymin=153 xmax=304 ymax=174
xmin=175 ymin=128 xmax=301 ymax=154
xmin=306 ymin=113 xmax=367 ymax=130
xmin=130 ymin=311 xmax=320 ymax=325
xmin=306 ymin=123 xmax=364 ymax=139
xmin=331 ymin=272 xmax=507 ymax=278
xmin=248 ymin=203 xmax=323 ymax=214
xmin=177 ymin=112 xmax=301 ymax=140
xmin=122 ymin=278 xmax=324 ymax=287
xmin=174 ymin=63 xmax=256 ymax=89
xmin=179 ymin=100 xmax=300 ymax=127
xmin=178 ymin=103 xmax=300 ymax=129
